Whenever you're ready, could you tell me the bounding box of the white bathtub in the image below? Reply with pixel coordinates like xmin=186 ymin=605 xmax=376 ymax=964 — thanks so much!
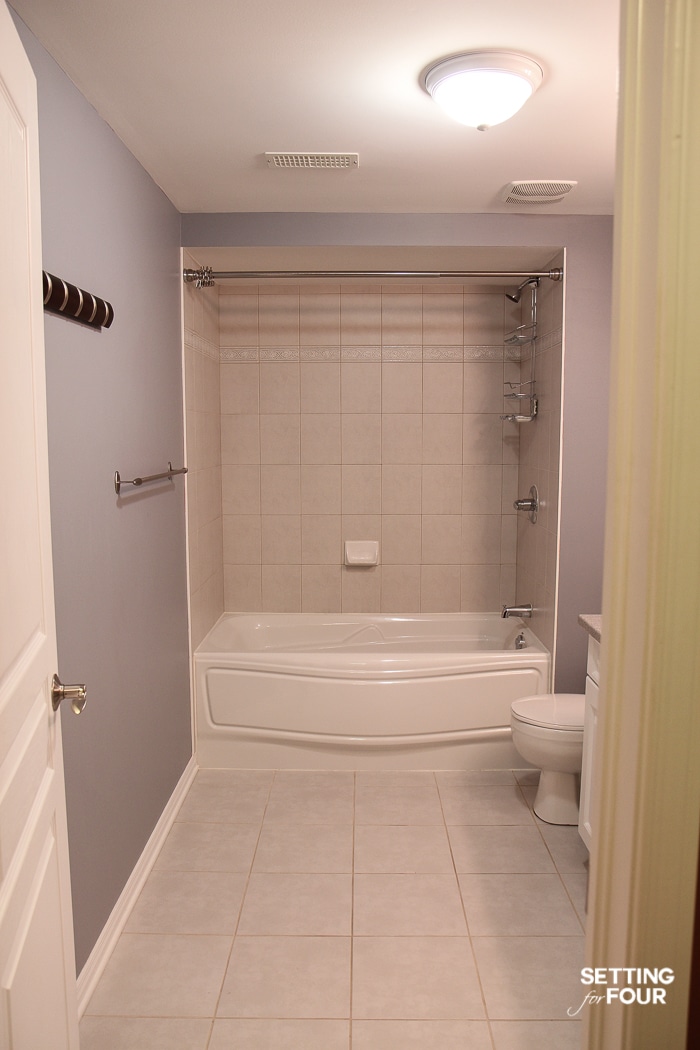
xmin=194 ymin=613 xmax=551 ymax=769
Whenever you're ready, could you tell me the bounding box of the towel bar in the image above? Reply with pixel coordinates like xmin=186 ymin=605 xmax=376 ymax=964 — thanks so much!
xmin=114 ymin=462 xmax=187 ymax=495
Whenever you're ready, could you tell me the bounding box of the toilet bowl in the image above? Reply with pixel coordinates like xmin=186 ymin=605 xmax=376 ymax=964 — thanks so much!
xmin=510 ymin=693 xmax=585 ymax=825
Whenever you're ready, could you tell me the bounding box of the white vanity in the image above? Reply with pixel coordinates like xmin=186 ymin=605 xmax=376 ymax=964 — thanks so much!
xmin=578 ymin=614 xmax=602 ymax=850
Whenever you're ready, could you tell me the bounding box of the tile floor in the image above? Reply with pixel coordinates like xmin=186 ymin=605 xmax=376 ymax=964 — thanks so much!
xmin=81 ymin=768 xmax=589 ymax=1049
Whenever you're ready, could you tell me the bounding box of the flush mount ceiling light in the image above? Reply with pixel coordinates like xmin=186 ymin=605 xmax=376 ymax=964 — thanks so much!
xmin=423 ymin=51 xmax=544 ymax=131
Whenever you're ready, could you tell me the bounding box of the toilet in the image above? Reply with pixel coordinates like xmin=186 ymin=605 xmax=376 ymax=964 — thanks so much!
xmin=510 ymin=693 xmax=585 ymax=825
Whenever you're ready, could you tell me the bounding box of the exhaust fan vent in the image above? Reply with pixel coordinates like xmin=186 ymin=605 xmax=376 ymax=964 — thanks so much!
xmin=502 ymin=180 xmax=577 ymax=204
xmin=265 ymin=152 xmax=359 ymax=169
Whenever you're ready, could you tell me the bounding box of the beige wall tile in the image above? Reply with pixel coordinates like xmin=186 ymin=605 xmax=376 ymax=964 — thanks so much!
xmin=421 ymin=565 xmax=461 ymax=612
xmin=302 ymin=515 xmax=342 ymax=564
xmin=341 ymin=566 xmax=380 ymax=612
xmin=221 ymin=414 xmax=260 ymax=464
xmin=422 ymin=515 xmax=462 ymax=564
xmin=423 ymin=363 xmax=463 ymax=412
xmin=222 ymin=465 xmax=261 ymax=515
xmin=382 ymin=515 xmax=421 ymax=564
xmin=460 ymin=564 xmax=502 ymax=611
xmin=382 ymin=464 xmax=422 ymax=514
xmin=342 ymin=414 xmax=381 ymax=464
xmin=341 ymin=515 xmax=381 ymax=544
xmin=462 ymin=415 xmax=504 ymax=464
xmin=462 ymin=515 xmax=503 ymax=564
xmin=421 ymin=465 xmax=462 ymax=514
xmin=464 ymin=293 xmax=506 ymax=345
xmin=342 ymin=465 xmax=382 ymax=514
xmin=221 ymin=363 xmax=259 ymax=414
xmin=301 ymin=414 xmax=342 ymax=464
xmin=224 ymin=564 xmax=262 ymax=611
xmin=260 ymin=414 xmax=301 ymax=464
xmin=381 ymin=565 xmax=421 ymax=612
xmin=223 ymin=515 xmax=261 ymax=565
xmin=300 ymin=293 xmax=340 ymax=346
xmin=422 ymin=294 xmax=464 ymax=345
xmin=262 ymin=515 xmax=302 ymax=564
xmin=302 ymin=565 xmax=342 ymax=611
xmin=301 ymin=363 xmax=341 ymax=413
xmin=382 ymin=363 xmax=422 ymax=412
xmin=340 ymin=292 xmax=381 ymax=345
xmin=381 ymin=414 xmax=422 ymax=464
xmin=381 ymin=292 xmax=422 ymax=345
xmin=219 ymin=293 xmax=258 ymax=347
xmin=260 ymin=363 xmax=300 ymax=413
xmin=260 ymin=465 xmax=301 ymax=514
xmin=462 ymin=465 xmax=503 ymax=515
xmin=341 ymin=363 xmax=381 ymax=412
xmin=259 ymin=294 xmax=299 ymax=346
xmin=463 ymin=363 xmax=505 ymax=413
xmin=262 ymin=565 xmax=302 ymax=612
xmin=422 ymin=415 xmax=463 ymax=464
xmin=301 ymin=465 xmax=342 ymax=513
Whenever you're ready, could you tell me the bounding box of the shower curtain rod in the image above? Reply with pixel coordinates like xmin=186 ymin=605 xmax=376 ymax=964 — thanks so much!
xmin=183 ymin=266 xmax=564 ymax=287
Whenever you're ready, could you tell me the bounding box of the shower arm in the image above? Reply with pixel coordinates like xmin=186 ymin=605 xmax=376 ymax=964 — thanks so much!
xmin=183 ymin=266 xmax=564 ymax=287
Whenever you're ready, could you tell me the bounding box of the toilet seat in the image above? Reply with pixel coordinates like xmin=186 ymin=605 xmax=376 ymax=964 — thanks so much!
xmin=511 ymin=693 xmax=584 ymax=731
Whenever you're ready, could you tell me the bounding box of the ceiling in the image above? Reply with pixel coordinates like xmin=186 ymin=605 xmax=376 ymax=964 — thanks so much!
xmin=10 ymin=0 xmax=619 ymax=216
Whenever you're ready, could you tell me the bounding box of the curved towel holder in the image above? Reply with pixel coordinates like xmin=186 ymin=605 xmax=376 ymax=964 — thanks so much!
xmin=43 ymin=271 xmax=114 ymax=329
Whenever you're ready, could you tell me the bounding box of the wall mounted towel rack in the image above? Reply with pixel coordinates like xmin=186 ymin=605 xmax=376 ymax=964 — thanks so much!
xmin=114 ymin=462 xmax=187 ymax=495
xmin=43 ymin=271 xmax=114 ymax=329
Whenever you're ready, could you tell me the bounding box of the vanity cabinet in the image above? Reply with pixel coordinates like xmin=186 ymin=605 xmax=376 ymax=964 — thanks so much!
xmin=578 ymin=635 xmax=600 ymax=850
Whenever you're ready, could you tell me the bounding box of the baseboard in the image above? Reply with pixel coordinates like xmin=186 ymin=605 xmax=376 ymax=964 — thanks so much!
xmin=76 ymin=755 xmax=198 ymax=1016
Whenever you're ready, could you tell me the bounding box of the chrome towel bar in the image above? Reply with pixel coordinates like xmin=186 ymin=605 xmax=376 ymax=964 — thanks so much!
xmin=114 ymin=462 xmax=187 ymax=495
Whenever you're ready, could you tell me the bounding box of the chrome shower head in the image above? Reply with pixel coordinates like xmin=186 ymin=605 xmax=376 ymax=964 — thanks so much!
xmin=505 ymin=276 xmax=540 ymax=304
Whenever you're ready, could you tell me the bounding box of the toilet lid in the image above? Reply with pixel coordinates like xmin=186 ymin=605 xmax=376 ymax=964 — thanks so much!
xmin=511 ymin=693 xmax=585 ymax=730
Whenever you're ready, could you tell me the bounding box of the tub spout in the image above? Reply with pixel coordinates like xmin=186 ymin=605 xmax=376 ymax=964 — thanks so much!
xmin=502 ymin=603 xmax=533 ymax=618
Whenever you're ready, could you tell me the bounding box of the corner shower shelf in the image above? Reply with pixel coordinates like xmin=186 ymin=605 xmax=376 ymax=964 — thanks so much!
xmin=502 ymin=281 xmax=539 ymax=423
xmin=505 ymin=323 xmax=536 ymax=346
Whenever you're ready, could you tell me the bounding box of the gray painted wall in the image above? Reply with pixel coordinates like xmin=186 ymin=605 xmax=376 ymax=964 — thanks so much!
xmin=13 ymin=11 xmax=192 ymax=974
xmin=184 ymin=212 xmax=613 ymax=691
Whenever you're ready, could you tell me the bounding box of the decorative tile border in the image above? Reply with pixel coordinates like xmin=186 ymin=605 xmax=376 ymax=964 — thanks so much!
xmin=300 ymin=347 xmax=341 ymax=361
xmin=184 ymin=328 xmax=219 ymax=361
xmin=423 ymin=346 xmax=464 ymax=362
xmin=464 ymin=345 xmax=509 ymax=362
xmin=220 ymin=347 xmax=259 ymax=362
xmin=381 ymin=346 xmax=423 ymax=362
xmin=536 ymin=327 xmax=563 ymax=354
xmin=341 ymin=346 xmax=382 ymax=361
xmin=260 ymin=348 xmax=299 ymax=361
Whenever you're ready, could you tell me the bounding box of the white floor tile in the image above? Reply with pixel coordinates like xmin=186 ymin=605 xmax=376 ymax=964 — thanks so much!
xmin=155 ymin=820 xmax=259 ymax=872
xmin=490 ymin=1019 xmax=583 ymax=1049
xmin=458 ymin=873 xmax=583 ymax=936
xmin=79 ymin=1016 xmax=212 ymax=1050
xmin=264 ymin=771 xmax=354 ymax=824
xmin=125 ymin=870 xmax=248 ymax=934
xmin=209 ymin=1018 xmax=350 ymax=1049
xmin=448 ymin=825 xmax=556 ymax=874
xmin=253 ymin=823 xmax=353 ymax=872
xmin=354 ymin=825 xmax=453 ymax=873
xmin=437 ymin=783 xmax=535 ymax=826
xmin=352 ymin=937 xmax=485 ymax=1019
xmin=237 ymin=872 xmax=352 ymax=934
xmin=351 ymin=1019 xmax=493 ymax=1049
xmin=217 ymin=935 xmax=351 ymax=1018
xmin=355 ymin=772 xmax=443 ymax=824
xmin=472 ymin=935 xmax=585 ymax=1020
xmin=85 ymin=933 xmax=232 ymax=1017
xmin=353 ymin=874 xmax=467 ymax=936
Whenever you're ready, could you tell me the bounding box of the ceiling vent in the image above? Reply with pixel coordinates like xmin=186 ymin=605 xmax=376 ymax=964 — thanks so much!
xmin=502 ymin=180 xmax=577 ymax=204
xmin=265 ymin=152 xmax=359 ymax=169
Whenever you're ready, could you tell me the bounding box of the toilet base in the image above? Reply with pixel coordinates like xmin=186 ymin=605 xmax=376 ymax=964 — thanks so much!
xmin=533 ymin=770 xmax=580 ymax=825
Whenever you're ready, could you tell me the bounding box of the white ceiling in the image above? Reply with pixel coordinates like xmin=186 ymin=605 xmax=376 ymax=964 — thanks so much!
xmin=10 ymin=0 xmax=619 ymax=216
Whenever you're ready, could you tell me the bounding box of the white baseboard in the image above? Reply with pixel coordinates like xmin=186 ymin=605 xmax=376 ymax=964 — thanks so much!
xmin=76 ymin=756 xmax=198 ymax=1016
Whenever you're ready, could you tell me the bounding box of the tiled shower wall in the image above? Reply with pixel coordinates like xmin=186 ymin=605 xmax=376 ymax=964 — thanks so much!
xmin=183 ymin=251 xmax=224 ymax=648
xmin=218 ymin=283 xmax=523 ymax=613
xmin=514 ymin=264 xmax=565 ymax=660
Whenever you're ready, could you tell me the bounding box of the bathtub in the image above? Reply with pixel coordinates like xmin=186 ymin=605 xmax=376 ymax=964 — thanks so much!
xmin=194 ymin=613 xmax=551 ymax=770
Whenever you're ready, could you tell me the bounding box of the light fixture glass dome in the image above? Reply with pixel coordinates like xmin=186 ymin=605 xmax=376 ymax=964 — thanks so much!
xmin=424 ymin=51 xmax=544 ymax=130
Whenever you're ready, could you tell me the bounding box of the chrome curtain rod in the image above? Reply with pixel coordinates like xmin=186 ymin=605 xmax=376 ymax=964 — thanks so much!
xmin=183 ymin=267 xmax=564 ymax=288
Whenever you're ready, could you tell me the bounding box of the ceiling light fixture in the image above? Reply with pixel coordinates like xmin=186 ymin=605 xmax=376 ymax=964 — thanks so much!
xmin=423 ymin=51 xmax=544 ymax=131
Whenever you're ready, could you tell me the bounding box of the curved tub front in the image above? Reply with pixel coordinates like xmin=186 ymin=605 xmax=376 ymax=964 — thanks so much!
xmin=194 ymin=613 xmax=551 ymax=770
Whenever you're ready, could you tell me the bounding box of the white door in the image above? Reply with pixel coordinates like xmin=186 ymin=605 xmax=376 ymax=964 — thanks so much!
xmin=0 ymin=5 xmax=80 ymax=1048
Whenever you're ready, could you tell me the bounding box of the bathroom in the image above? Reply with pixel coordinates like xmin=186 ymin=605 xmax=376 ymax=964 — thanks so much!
xmin=13 ymin=0 xmax=698 ymax=1046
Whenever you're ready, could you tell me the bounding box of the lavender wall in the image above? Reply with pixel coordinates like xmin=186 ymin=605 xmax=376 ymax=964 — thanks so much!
xmin=184 ymin=212 xmax=613 ymax=690
xmin=13 ymin=11 xmax=191 ymax=974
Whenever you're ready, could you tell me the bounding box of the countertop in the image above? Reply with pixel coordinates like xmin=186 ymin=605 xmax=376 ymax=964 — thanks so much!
xmin=578 ymin=614 xmax=602 ymax=643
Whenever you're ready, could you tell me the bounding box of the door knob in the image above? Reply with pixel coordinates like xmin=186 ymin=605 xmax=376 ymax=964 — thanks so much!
xmin=51 ymin=674 xmax=87 ymax=714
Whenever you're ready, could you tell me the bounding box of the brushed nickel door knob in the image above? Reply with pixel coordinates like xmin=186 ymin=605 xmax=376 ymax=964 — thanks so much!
xmin=51 ymin=674 xmax=87 ymax=714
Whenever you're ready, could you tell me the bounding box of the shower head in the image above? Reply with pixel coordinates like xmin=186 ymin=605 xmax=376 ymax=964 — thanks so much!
xmin=505 ymin=276 xmax=540 ymax=303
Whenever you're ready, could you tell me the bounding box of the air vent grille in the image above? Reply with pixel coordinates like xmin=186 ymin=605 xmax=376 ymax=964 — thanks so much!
xmin=502 ymin=180 xmax=577 ymax=204
xmin=265 ymin=152 xmax=359 ymax=169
